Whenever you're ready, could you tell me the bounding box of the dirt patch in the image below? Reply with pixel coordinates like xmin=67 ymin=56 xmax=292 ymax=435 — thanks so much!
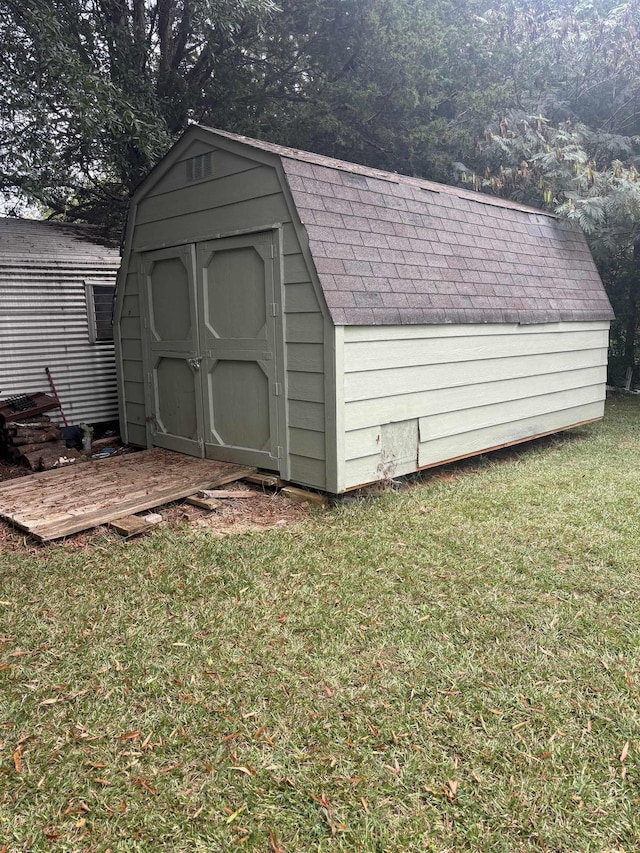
xmin=163 ymin=487 xmax=312 ymax=536
xmin=0 ymin=457 xmax=31 ymax=483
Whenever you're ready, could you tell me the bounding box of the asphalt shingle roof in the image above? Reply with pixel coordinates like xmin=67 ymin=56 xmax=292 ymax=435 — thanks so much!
xmin=0 ymin=217 xmax=120 ymax=267
xmin=201 ymin=127 xmax=614 ymax=326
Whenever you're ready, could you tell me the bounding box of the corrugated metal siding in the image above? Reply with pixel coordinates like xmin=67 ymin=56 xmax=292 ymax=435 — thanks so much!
xmin=338 ymin=321 xmax=610 ymax=490
xmin=0 ymin=219 xmax=121 ymax=424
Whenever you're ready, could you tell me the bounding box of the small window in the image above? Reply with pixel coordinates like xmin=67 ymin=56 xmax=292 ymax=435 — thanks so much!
xmin=86 ymin=282 xmax=115 ymax=342
xmin=186 ymin=152 xmax=213 ymax=182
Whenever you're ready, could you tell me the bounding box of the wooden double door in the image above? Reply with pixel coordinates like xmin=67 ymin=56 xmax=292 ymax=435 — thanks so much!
xmin=140 ymin=231 xmax=283 ymax=470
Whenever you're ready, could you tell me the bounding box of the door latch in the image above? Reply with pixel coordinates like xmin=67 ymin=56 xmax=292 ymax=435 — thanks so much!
xmin=187 ymin=357 xmax=202 ymax=370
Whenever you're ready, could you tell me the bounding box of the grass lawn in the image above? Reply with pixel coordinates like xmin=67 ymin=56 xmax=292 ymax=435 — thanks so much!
xmin=1 ymin=394 xmax=639 ymax=852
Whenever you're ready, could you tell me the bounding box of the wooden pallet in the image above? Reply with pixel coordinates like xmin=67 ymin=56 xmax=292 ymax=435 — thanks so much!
xmin=0 ymin=392 xmax=60 ymax=425
xmin=0 ymin=448 xmax=255 ymax=542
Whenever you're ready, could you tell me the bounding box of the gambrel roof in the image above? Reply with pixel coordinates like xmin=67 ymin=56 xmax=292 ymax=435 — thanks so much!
xmin=200 ymin=126 xmax=614 ymax=326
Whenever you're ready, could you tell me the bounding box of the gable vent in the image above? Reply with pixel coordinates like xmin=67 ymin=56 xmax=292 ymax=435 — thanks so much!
xmin=186 ymin=152 xmax=213 ymax=182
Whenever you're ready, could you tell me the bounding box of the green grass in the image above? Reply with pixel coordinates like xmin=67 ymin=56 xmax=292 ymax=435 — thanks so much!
xmin=1 ymin=394 xmax=640 ymax=852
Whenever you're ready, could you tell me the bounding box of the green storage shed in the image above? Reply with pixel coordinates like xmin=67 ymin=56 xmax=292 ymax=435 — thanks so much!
xmin=114 ymin=125 xmax=613 ymax=492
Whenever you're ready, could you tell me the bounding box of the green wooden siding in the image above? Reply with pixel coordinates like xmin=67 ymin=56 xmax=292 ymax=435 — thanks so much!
xmin=136 ymin=167 xmax=283 ymax=230
xmin=338 ymin=321 xmax=609 ymax=490
xmin=283 ymin=258 xmax=327 ymax=486
xmin=145 ymin=144 xmax=259 ymax=198
xmin=118 ymin=139 xmax=327 ymax=487
xmin=117 ymin=267 xmax=145 ymax=445
xmin=133 ymin=194 xmax=291 ymax=249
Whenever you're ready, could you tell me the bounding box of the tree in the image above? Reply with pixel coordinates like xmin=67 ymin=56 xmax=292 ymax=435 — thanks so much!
xmin=0 ymin=0 xmax=506 ymax=231
xmin=0 ymin=0 xmax=276 ymax=232
xmin=208 ymin=0 xmax=507 ymax=181
xmin=455 ymin=1 xmax=640 ymax=380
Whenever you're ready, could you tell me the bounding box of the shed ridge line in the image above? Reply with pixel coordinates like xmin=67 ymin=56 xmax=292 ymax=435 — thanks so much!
xmin=195 ymin=124 xmax=561 ymax=219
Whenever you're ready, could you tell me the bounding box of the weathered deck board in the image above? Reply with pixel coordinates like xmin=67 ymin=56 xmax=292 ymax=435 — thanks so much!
xmin=0 ymin=448 xmax=255 ymax=541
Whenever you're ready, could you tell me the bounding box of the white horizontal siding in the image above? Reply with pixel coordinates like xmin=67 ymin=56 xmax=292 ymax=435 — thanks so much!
xmin=343 ymin=320 xmax=608 ymax=343
xmin=418 ymin=402 xmax=604 ymax=467
xmin=417 ymin=382 xmax=604 ymax=443
xmin=346 ymin=365 xmax=606 ymax=429
xmin=345 ymin=348 xmax=606 ymax=403
xmin=339 ymin=322 xmax=609 ymax=490
xmin=345 ymin=327 xmax=608 ymax=373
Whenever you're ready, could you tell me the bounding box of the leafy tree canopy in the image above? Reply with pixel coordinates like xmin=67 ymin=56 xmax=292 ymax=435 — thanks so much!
xmin=0 ymin=0 xmax=511 ymax=230
xmin=457 ymin=0 xmax=640 ymax=376
xmin=0 ymin=0 xmax=277 ymax=230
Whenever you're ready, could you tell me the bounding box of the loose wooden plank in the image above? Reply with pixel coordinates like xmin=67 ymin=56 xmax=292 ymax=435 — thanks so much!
xmin=244 ymin=472 xmax=283 ymax=488
xmin=35 ymin=469 xmax=257 ymax=540
xmin=109 ymin=514 xmax=162 ymax=537
xmin=200 ymin=489 xmax=261 ymax=499
xmin=185 ymin=496 xmax=222 ymax=511
xmin=0 ymin=448 xmax=256 ymax=541
xmin=281 ymin=486 xmax=329 ymax=507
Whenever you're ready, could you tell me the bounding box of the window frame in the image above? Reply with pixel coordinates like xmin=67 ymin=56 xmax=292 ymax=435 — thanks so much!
xmin=85 ymin=281 xmax=116 ymax=343
xmin=185 ymin=151 xmax=213 ymax=183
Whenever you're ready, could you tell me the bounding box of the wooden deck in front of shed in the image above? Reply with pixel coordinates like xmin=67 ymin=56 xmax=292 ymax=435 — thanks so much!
xmin=0 ymin=448 xmax=255 ymax=541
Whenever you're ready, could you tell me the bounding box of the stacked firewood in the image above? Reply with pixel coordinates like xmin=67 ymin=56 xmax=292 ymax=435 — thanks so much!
xmin=1 ymin=415 xmax=80 ymax=470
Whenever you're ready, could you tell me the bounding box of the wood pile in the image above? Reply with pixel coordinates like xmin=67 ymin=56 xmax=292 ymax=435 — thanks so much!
xmin=0 ymin=414 xmax=80 ymax=470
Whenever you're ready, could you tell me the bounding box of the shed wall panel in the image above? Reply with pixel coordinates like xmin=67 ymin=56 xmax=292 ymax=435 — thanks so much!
xmin=132 ymin=194 xmax=292 ymax=249
xmin=285 ymin=281 xmax=324 ymax=312
xmin=289 ymin=454 xmax=326 ymax=489
xmin=289 ymin=427 xmax=325 ymax=460
xmin=417 ymin=383 xmax=604 ymax=443
xmin=345 ymin=365 xmax=606 ymax=430
xmin=283 ymin=255 xmax=311 ymax=285
xmin=340 ymin=322 xmax=609 ymax=490
xmin=345 ymin=348 xmax=607 ymax=402
xmin=287 ymin=371 xmax=324 ymax=402
xmin=118 ymin=270 xmax=145 ymax=443
xmin=120 ymin=145 xmax=328 ymax=486
xmin=418 ymin=402 xmax=604 ymax=467
xmin=136 ymin=166 xmax=282 ymax=225
xmin=344 ymin=328 xmax=609 ymax=373
xmin=285 ymin=312 xmax=325 ymax=343
xmin=145 ymin=145 xmax=259 ymax=197
xmin=343 ymin=320 xmax=608 ymax=342
xmin=289 ymin=400 xmax=325 ymax=432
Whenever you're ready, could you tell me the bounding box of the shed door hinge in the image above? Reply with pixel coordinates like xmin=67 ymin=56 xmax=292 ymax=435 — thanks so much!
xmin=273 ymin=446 xmax=283 ymax=459
xmin=270 ymin=302 xmax=279 ymax=316
xmin=273 ymin=382 xmax=282 ymax=396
